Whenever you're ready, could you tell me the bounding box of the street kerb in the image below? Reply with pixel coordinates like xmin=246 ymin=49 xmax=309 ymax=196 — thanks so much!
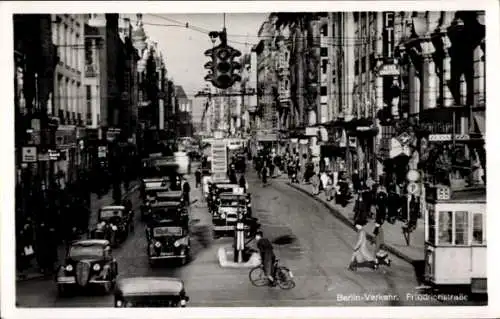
xmin=285 ymin=182 xmax=415 ymax=265
xmin=217 ymin=246 xmax=261 ymax=268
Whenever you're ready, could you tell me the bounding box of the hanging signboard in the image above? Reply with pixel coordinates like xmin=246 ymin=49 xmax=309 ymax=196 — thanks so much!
xmin=48 ymin=149 xmax=61 ymax=161
xmin=428 ymin=134 xmax=470 ymax=142
xmin=378 ymin=64 xmax=400 ymax=76
xmin=21 ymin=146 xmax=37 ymax=163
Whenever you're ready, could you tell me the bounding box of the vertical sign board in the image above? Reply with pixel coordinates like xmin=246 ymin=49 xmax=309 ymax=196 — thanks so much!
xmin=22 ymin=146 xmax=37 ymax=163
xmin=211 ymin=139 xmax=227 ymax=182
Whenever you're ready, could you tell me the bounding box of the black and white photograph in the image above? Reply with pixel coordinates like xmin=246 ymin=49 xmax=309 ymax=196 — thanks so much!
xmin=1 ymin=1 xmax=499 ymax=318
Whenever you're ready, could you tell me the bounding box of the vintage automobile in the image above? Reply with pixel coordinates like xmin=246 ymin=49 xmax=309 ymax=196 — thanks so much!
xmin=146 ymin=214 xmax=191 ymax=266
xmin=56 ymin=239 xmax=118 ymax=296
xmin=141 ymin=185 xmax=170 ymax=220
xmin=115 ymin=277 xmax=189 ymax=307
xmin=148 ymin=200 xmax=189 ymax=229
xmin=207 ymin=182 xmax=240 ymax=214
xmin=213 ymin=192 xmax=250 ymax=238
xmin=90 ymin=205 xmax=133 ymax=246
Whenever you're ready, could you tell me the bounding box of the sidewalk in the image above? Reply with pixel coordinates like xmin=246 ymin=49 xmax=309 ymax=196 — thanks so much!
xmin=286 ymin=181 xmax=425 ymax=264
xmin=16 ymin=181 xmax=139 ymax=282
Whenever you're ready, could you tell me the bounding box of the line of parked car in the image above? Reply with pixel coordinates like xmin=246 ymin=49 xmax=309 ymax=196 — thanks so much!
xmin=54 ymin=175 xmax=192 ymax=307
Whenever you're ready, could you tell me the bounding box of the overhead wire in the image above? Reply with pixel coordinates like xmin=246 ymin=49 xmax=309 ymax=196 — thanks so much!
xmin=143 ymin=14 xmax=373 ymax=47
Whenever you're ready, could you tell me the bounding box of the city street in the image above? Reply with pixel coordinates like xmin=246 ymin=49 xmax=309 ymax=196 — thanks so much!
xmin=16 ymin=169 xmax=475 ymax=307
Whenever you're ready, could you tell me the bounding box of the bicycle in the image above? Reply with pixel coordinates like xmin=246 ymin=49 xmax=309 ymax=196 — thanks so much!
xmin=249 ymin=258 xmax=295 ymax=290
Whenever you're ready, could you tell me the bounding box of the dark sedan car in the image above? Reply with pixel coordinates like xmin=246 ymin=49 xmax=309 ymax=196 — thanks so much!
xmin=114 ymin=277 xmax=189 ymax=307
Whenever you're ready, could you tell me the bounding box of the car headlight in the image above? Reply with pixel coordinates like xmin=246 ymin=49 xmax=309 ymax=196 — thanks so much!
xmin=116 ymin=300 xmax=123 ymax=307
xmin=154 ymin=241 xmax=162 ymax=248
xmin=220 ymin=212 xmax=226 ymax=219
xmin=65 ymin=264 xmax=73 ymax=272
xmin=174 ymin=240 xmax=181 ymax=247
xmin=93 ymin=264 xmax=101 ymax=271
xmin=180 ymin=299 xmax=187 ymax=307
xmin=111 ymin=225 xmax=118 ymax=231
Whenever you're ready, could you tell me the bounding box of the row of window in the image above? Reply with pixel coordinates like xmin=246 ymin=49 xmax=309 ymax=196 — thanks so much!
xmin=53 ymin=15 xmax=84 ymax=72
xmin=54 ymin=74 xmax=83 ymax=118
xmin=428 ymin=209 xmax=485 ymax=246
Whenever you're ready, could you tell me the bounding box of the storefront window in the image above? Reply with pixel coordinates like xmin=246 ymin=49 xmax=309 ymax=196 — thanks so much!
xmin=472 ymin=213 xmax=484 ymax=244
xmin=427 ymin=206 xmax=436 ymax=245
xmin=438 ymin=211 xmax=453 ymax=244
xmin=454 ymin=211 xmax=468 ymax=245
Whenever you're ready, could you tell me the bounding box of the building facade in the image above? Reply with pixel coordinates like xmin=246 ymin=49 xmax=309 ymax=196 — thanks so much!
xmin=175 ymin=85 xmax=194 ymax=138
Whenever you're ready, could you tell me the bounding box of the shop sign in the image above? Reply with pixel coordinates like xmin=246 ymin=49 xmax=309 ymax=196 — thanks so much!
xmin=56 ymin=128 xmax=77 ymax=147
xmin=378 ymin=64 xmax=400 ymax=76
xmin=106 ymin=128 xmax=121 ymax=142
xmin=305 ymin=127 xmax=317 ymax=137
xmin=428 ymin=134 xmax=470 ymax=142
xmin=98 ymin=146 xmax=107 ymax=158
xmin=48 ymin=149 xmax=60 ymax=160
xmin=21 ymin=146 xmax=37 ymax=163
xmin=356 ymin=126 xmax=372 ymax=132
xmin=38 ymin=152 xmax=50 ymax=162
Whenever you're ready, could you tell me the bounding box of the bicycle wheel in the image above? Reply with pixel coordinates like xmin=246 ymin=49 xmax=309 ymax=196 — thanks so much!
xmin=249 ymin=266 xmax=268 ymax=287
xmin=276 ymin=266 xmax=295 ymax=290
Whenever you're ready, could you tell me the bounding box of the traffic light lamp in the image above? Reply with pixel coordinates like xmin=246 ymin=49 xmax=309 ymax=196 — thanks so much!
xmin=204 ymin=43 xmax=242 ymax=89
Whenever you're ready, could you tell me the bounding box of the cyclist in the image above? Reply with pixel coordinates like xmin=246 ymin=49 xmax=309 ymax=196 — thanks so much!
xmin=255 ymin=231 xmax=276 ymax=286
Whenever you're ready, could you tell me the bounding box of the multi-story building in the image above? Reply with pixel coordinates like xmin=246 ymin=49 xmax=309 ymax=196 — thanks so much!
xmin=390 ymin=11 xmax=486 ymax=188
xmin=243 ymin=48 xmax=259 ymax=132
xmin=255 ymin=16 xmax=280 ymax=150
xmin=14 ymin=14 xmax=59 ymax=223
xmin=52 ymin=14 xmax=86 ymax=126
xmin=51 ymin=14 xmax=87 ymax=184
xmin=273 ymin=21 xmax=292 ymax=131
xmin=281 ymin=11 xmax=486 ymax=187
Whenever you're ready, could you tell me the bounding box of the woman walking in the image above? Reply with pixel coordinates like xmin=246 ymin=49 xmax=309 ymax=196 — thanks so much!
xmin=349 ymin=224 xmax=376 ymax=270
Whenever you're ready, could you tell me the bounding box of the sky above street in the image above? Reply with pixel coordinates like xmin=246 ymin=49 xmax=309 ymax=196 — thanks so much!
xmin=139 ymin=13 xmax=268 ymax=121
